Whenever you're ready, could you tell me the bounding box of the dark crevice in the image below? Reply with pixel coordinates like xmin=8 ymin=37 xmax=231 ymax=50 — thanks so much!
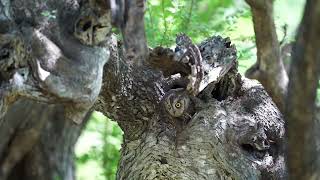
xmin=241 ymin=144 xmax=255 ymax=153
xmin=210 ymin=80 xmax=231 ymax=101
xmin=82 ymin=21 xmax=92 ymax=31
xmin=241 ymin=144 xmax=268 ymax=160
xmin=159 ymin=157 xmax=168 ymax=164
xmin=170 ymin=84 xmax=185 ymax=90
xmin=225 ymin=41 xmax=231 ymax=48
xmin=0 ymin=49 xmax=10 ymax=60
xmin=6 ymin=66 xmax=15 ymax=72
xmin=0 ymin=43 xmax=12 ymax=60
xmin=207 ymin=72 xmax=242 ymax=102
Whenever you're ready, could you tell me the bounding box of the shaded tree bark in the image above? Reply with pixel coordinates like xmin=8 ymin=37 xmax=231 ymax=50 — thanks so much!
xmin=1 ymin=99 xmax=88 ymax=180
xmin=245 ymin=0 xmax=288 ymax=112
xmin=285 ymin=0 xmax=320 ymax=179
xmin=95 ymin=35 xmax=286 ymax=179
xmin=245 ymin=0 xmax=320 ymax=179
xmin=0 ymin=0 xmax=109 ymax=179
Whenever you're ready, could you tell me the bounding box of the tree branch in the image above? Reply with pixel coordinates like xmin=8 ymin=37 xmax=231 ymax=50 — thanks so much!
xmin=245 ymin=0 xmax=288 ymax=112
xmin=112 ymin=0 xmax=148 ymax=66
xmin=0 ymin=0 xmax=111 ymax=124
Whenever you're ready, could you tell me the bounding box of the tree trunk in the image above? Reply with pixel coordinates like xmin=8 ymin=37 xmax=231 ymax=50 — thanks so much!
xmin=0 ymin=0 xmax=108 ymax=179
xmin=245 ymin=0 xmax=288 ymax=112
xmin=96 ymin=36 xmax=286 ymax=179
xmin=0 ymin=99 xmax=88 ymax=180
xmin=245 ymin=0 xmax=320 ymax=179
xmin=285 ymin=0 xmax=320 ymax=179
xmin=0 ymin=0 xmax=287 ymax=179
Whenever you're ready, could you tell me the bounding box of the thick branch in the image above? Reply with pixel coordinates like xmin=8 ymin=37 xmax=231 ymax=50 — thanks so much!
xmin=96 ymin=35 xmax=286 ymax=179
xmin=245 ymin=0 xmax=288 ymax=112
xmin=285 ymin=0 xmax=320 ymax=179
xmin=0 ymin=0 xmax=111 ymax=123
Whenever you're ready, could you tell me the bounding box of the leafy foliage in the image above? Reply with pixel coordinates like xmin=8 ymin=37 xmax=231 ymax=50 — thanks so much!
xmin=76 ymin=0 xmax=306 ymax=179
xmin=76 ymin=112 xmax=123 ymax=180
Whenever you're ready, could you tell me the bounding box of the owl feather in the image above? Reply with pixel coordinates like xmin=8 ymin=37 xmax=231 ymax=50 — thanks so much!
xmin=162 ymin=88 xmax=195 ymax=122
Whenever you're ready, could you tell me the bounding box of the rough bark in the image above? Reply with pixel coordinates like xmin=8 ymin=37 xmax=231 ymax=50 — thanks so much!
xmin=0 ymin=0 xmax=110 ymax=123
xmin=95 ymin=35 xmax=286 ymax=179
xmin=245 ymin=0 xmax=288 ymax=112
xmin=245 ymin=0 xmax=320 ymax=179
xmin=285 ymin=0 xmax=320 ymax=179
xmin=0 ymin=0 xmax=110 ymax=179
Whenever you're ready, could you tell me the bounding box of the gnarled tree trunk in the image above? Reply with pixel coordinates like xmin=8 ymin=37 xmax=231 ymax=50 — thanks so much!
xmin=0 ymin=0 xmax=109 ymax=179
xmin=96 ymin=35 xmax=286 ymax=179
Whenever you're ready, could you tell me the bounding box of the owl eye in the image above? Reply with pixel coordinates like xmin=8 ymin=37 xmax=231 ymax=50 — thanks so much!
xmin=175 ymin=102 xmax=182 ymax=108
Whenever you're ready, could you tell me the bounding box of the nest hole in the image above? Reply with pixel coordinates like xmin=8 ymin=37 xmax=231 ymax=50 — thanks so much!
xmin=0 ymin=49 xmax=10 ymax=59
xmin=82 ymin=21 xmax=92 ymax=31
xmin=241 ymin=143 xmax=268 ymax=159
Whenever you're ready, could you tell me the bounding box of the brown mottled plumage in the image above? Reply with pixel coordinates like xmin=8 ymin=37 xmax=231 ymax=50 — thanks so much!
xmin=162 ymin=88 xmax=194 ymax=122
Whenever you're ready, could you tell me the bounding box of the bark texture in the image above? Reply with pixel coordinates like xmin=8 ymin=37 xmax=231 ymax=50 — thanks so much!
xmin=245 ymin=0 xmax=320 ymax=179
xmin=0 ymin=0 xmax=288 ymax=179
xmin=0 ymin=0 xmax=110 ymax=123
xmin=95 ymin=35 xmax=286 ymax=179
xmin=0 ymin=0 xmax=110 ymax=179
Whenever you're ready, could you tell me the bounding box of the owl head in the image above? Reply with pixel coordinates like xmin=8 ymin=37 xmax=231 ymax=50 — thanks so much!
xmin=163 ymin=90 xmax=190 ymax=117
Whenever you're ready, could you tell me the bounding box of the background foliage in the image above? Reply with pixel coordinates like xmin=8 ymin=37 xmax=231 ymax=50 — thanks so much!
xmin=76 ymin=0 xmax=308 ymax=179
xmin=76 ymin=112 xmax=123 ymax=180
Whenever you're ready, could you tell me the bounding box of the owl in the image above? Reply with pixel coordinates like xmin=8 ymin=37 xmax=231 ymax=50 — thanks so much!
xmin=162 ymin=88 xmax=194 ymax=121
